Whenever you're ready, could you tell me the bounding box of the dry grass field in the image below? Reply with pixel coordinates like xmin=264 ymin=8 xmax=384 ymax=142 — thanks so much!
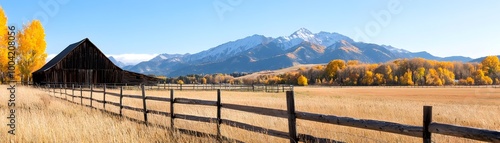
xmin=1 ymin=85 xmax=499 ymax=143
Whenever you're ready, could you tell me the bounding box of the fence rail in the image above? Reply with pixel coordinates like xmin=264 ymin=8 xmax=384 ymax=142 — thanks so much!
xmin=38 ymin=84 xmax=500 ymax=143
xmin=44 ymin=83 xmax=294 ymax=93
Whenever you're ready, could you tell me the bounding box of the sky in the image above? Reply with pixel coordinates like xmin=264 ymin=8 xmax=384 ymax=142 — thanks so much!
xmin=1 ymin=1 xmax=499 ymax=65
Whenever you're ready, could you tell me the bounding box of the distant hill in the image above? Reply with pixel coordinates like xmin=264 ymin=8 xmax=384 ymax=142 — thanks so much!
xmin=108 ymin=56 xmax=126 ymax=68
xmin=125 ymin=28 xmax=475 ymax=76
xmin=470 ymin=55 xmax=500 ymax=62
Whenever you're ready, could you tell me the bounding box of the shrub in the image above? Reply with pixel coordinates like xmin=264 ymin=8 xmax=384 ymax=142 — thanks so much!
xmin=297 ymin=75 xmax=308 ymax=86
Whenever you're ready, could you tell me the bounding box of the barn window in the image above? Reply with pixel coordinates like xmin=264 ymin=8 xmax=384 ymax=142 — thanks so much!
xmin=136 ymin=76 xmax=140 ymax=79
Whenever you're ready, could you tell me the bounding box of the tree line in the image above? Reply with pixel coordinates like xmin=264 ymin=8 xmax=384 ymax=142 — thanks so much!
xmin=0 ymin=7 xmax=47 ymax=84
xmin=162 ymin=56 xmax=500 ymax=86
xmin=251 ymin=56 xmax=500 ymax=86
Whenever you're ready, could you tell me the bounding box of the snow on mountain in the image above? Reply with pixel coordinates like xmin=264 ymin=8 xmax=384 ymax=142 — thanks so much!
xmin=186 ymin=34 xmax=272 ymax=63
xmin=272 ymin=28 xmax=353 ymax=50
xmin=381 ymin=45 xmax=410 ymax=54
xmin=315 ymin=31 xmax=354 ymax=47
xmin=108 ymin=56 xmax=126 ymax=68
xmin=150 ymin=53 xmax=188 ymax=62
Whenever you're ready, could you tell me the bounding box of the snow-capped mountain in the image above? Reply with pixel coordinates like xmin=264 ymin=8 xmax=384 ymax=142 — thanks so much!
xmin=185 ymin=34 xmax=273 ymax=63
xmin=381 ymin=45 xmax=411 ymax=54
xmin=108 ymin=56 xmax=126 ymax=68
xmin=149 ymin=53 xmax=188 ymax=62
xmin=271 ymin=28 xmax=353 ymax=50
xmin=124 ymin=28 xmax=472 ymax=76
xmin=380 ymin=45 xmax=472 ymax=61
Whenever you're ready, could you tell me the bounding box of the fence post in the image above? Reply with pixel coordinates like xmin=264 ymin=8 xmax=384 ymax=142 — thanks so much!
xmin=90 ymin=84 xmax=93 ymax=108
xmin=141 ymin=85 xmax=148 ymax=125
xmin=286 ymin=91 xmax=298 ymax=143
xmin=180 ymin=84 xmax=183 ymax=91
xmin=119 ymin=86 xmax=123 ymax=116
xmin=64 ymin=84 xmax=67 ymax=99
xmin=80 ymin=85 xmax=83 ymax=105
xmin=216 ymin=89 xmax=222 ymax=141
xmin=276 ymin=85 xmax=279 ymax=93
xmin=103 ymin=84 xmax=106 ymax=110
xmin=423 ymin=106 xmax=433 ymax=143
xmin=170 ymin=89 xmax=175 ymax=129
xmin=60 ymin=84 xmax=62 ymax=97
xmin=72 ymin=84 xmax=75 ymax=102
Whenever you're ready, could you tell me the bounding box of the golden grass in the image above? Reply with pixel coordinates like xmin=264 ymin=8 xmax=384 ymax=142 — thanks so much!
xmin=0 ymin=85 xmax=214 ymax=143
xmin=1 ymin=85 xmax=499 ymax=143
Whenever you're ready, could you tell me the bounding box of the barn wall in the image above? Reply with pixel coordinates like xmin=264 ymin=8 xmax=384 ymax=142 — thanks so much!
xmin=39 ymin=41 xmax=124 ymax=84
xmin=33 ymin=39 xmax=158 ymax=85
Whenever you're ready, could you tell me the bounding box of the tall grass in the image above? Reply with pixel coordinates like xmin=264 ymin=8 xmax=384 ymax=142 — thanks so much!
xmin=1 ymin=85 xmax=499 ymax=142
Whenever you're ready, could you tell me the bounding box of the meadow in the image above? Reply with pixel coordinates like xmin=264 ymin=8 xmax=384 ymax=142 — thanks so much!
xmin=1 ymin=85 xmax=499 ymax=143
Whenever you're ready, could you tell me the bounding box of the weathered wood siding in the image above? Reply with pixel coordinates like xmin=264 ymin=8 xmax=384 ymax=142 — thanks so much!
xmin=33 ymin=39 xmax=158 ymax=85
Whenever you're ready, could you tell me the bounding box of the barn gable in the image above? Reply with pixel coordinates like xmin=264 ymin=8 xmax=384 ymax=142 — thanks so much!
xmin=33 ymin=38 xmax=158 ymax=85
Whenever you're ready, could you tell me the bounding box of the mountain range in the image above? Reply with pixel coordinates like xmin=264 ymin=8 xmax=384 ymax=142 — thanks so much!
xmin=111 ymin=28 xmax=477 ymax=76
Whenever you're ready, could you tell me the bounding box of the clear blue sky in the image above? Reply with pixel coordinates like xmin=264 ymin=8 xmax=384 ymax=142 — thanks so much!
xmin=1 ymin=1 xmax=499 ymax=64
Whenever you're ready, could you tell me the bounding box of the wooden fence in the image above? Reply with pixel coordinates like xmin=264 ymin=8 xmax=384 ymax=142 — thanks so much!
xmin=43 ymin=83 xmax=293 ymax=93
xmin=39 ymin=84 xmax=500 ymax=143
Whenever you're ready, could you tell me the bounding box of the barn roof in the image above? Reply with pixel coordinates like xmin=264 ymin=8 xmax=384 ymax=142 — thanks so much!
xmin=34 ymin=38 xmax=88 ymax=73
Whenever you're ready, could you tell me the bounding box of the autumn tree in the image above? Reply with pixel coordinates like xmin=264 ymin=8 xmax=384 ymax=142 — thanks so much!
xmin=374 ymin=73 xmax=384 ymax=85
xmin=481 ymin=56 xmax=500 ymax=84
xmin=177 ymin=80 xmax=184 ymax=85
xmin=400 ymin=70 xmax=414 ymax=86
xmin=0 ymin=7 xmax=8 ymax=83
xmin=297 ymin=75 xmax=308 ymax=86
xmin=481 ymin=56 xmax=500 ymax=74
xmin=473 ymin=70 xmax=493 ymax=85
xmin=17 ymin=20 xmax=47 ymax=83
xmin=201 ymin=77 xmax=207 ymax=84
xmin=466 ymin=77 xmax=474 ymax=85
xmin=385 ymin=64 xmax=395 ymax=84
xmin=347 ymin=60 xmax=360 ymax=66
xmin=414 ymin=67 xmax=426 ymax=85
xmin=361 ymin=70 xmax=374 ymax=85
xmin=324 ymin=59 xmax=346 ymax=80
xmin=426 ymin=69 xmax=442 ymax=86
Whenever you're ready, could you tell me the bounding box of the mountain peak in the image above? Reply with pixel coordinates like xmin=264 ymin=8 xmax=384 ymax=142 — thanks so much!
xmin=291 ymin=28 xmax=313 ymax=36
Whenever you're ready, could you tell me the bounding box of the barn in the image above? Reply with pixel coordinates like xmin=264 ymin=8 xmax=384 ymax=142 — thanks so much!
xmin=32 ymin=38 xmax=159 ymax=85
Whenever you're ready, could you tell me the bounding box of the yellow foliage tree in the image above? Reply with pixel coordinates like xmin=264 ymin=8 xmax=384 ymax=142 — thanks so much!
xmin=297 ymin=75 xmax=308 ymax=86
xmin=415 ymin=67 xmax=426 ymax=85
xmin=384 ymin=65 xmax=394 ymax=84
xmin=374 ymin=73 xmax=384 ymax=85
xmin=17 ymin=20 xmax=47 ymax=83
xmin=481 ymin=56 xmax=500 ymax=76
xmin=437 ymin=67 xmax=455 ymax=85
xmin=426 ymin=69 xmax=442 ymax=86
xmin=0 ymin=7 xmax=8 ymax=83
xmin=177 ymin=80 xmax=184 ymax=85
xmin=325 ymin=59 xmax=345 ymax=80
xmin=201 ymin=77 xmax=207 ymax=84
xmin=400 ymin=70 xmax=414 ymax=86
xmin=347 ymin=60 xmax=359 ymax=66
xmin=362 ymin=70 xmax=374 ymax=85
xmin=473 ymin=70 xmax=493 ymax=85
xmin=466 ymin=77 xmax=474 ymax=85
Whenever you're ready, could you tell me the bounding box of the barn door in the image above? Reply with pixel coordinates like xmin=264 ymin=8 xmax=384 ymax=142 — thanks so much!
xmin=85 ymin=69 xmax=93 ymax=85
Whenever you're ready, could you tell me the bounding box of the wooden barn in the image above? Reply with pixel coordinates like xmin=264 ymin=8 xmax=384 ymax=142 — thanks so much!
xmin=32 ymin=38 xmax=159 ymax=85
